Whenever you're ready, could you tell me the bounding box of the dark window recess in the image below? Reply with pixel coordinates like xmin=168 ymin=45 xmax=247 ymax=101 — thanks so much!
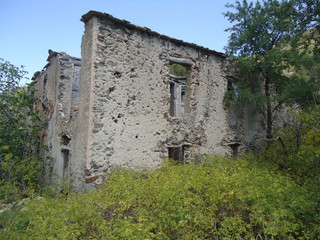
xmin=181 ymin=87 xmax=185 ymax=115
xmin=168 ymin=146 xmax=184 ymax=163
xmin=170 ymin=82 xmax=175 ymax=117
xmin=43 ymin=75 xmax=48 ymax=98
xmin=61 ymin=135 xmax=71 ymax=179
xmin=61 ymin=135 xmax=71 ymax=146
xmin=70 ymin=67 xmax=80 ymax=118
xmin=42 ymin=75 xmax=48 ymax=109
xmin=61 ymin=149 xmax=69 ymax=178
xmin=227 ymin=79 xmax=233 ymax=91
xmin=230 ymin=143 xmax=241 ymax=158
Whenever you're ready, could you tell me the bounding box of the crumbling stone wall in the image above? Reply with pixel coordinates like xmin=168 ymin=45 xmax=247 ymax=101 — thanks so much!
xmin=72 ymin=11 xmax=238 ymax=188
xmin=31 ymin=52 xmax=81 ymax=184
xmin=224 ymin=63 xmax=291 ymax=152
xmin=32 ymin=11 xmax=261 ymax=189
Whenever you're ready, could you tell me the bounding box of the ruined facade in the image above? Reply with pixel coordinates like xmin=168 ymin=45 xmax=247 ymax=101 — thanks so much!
xmin=32 ymin=52 xmax=81 ymax=183
xmin=32 ymin=11 xmax=261 ymax=189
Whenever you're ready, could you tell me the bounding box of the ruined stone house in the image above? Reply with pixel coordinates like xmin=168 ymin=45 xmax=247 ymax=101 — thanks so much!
xmin=31 ymin=11 xmax=261 ymax=189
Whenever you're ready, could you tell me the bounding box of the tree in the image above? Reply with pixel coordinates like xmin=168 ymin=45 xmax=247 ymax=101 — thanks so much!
xmin=224 ymin=0 xmax=320 ymax=139
xmin=294 ymin=0 xmax=320 ymax=55
xmin=0 ymin=58 xmax=45 ymax=202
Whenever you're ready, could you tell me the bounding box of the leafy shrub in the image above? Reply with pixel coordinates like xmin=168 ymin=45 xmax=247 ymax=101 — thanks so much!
xmin=1 ymin=156 xmax=319 ymax=239
xmin=0 ymin=59 xmax=46 ymax=203
xmin=261 ymin=106 xmax=320 ymax=184
xmin=0 ymin=205 xmax=29 ymax=239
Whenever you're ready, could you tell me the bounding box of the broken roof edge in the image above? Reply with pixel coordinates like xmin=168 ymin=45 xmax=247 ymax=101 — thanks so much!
xmin=81 ymin=10 xmax=226 ymax=59
xmin=31 ymin=50 xmax=81 ymax=81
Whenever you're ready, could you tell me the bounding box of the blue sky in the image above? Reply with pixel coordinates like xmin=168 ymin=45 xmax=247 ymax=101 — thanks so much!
xmin=0 ymin=0 xmax=239 ymax=84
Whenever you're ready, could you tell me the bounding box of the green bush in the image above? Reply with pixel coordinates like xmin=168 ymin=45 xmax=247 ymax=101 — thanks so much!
xmin=0 ymin=206 xmax=29 ymax=239
xmin=261 ymin=106 xmax=320 ymax=184
xmin=0 ymin=58 xmax=46 ymax=203
xmin=1 ymin=156 xmax=319 ymax=239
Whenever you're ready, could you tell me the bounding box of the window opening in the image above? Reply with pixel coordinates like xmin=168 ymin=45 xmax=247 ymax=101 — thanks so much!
xmin=170 ymin=63 xmax=187 ymax=77
xmin=61 ymin=135 xmax=71 ymax=146
xmin=170 ymin=82 xmax=175 ymax=117
xmin=222 ymin=141 xmax=241 ymax=158
xmin=223 ymin=142 xmax=241 ymax=158
xmin=42 ymin=75 xmax=48 ymax=109
xmin=181 ymin=87 xmax=185 ymax=115
xmin=226 ymin=78 xmax=239 ymax=102
xmin=230 ymin=143 xmax=240 ymax=158
xmin=70 ymin=66 xmax=80 ymax=118
xmin=61 ymin=149 xmax=69 ymax=178
xmin=61 ymin=135 xmax=71 ymax=178
xmin=169 ymin=63 xmax=187 ymax=118
xmin=168 ymin=146 xmax=184 ymax=164
xmin=43 ymin=75 xmax=48 ymax=98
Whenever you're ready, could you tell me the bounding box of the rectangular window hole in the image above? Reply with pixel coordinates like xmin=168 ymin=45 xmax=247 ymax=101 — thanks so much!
xmin=61 ymin=135 xmax=71 ymax=146
xmin=169 ymin=63 xmax=189 ymax=118
xmin=61 ymin=149 xmax=69 ymax=178
xmin=229 ymin=143 xmax=241 ymax=158
xmin=168 ymin=146 xmax=184 ymax=163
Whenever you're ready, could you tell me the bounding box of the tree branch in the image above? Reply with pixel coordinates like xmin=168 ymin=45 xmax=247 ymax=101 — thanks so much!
xmin=271 ymin=101 xmax=283 ymax=114
xmin=257 ymin=104 xmax=267 ymax=122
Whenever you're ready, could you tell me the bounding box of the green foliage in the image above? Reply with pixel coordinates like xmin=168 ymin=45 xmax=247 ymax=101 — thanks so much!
xmin=0 ymin=59 xmax=46 ymax=203
xmin=294 ymin=0 xmax=320 ymax=56
xmin=224 ymin=0 xmax=320 ymax=138
xmin=262 ymin=106 xmax=320 ymax=183
xmin=1 ymin=156 xmax=319 ymax=239
xmin=169 ymin=64 xmax=187 ymax=76
xmin=226 ymin=0 xmax=294 ymax=57
xmin=0 ymin=206 xmax=29 ymax=238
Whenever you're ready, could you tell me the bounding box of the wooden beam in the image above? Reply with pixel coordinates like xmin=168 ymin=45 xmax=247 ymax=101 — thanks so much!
xmin=160 ymin=54 xmax=194 ymax=66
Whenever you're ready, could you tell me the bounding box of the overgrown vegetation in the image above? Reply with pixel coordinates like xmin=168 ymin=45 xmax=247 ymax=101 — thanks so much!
xmin=170 ymin=63 xmax=187 ymax=76
xmin=1 ymin=156 xmax=319 ymax=239
xmin=1 ymin=1 xmax=320 ymax=238
xmin=261 ymin=106 xmax=320 ymax=183
xmin=224 ymin=0 xmax=320 ymax=138
xmin=0 ymin=59 xmax=45 ymax=203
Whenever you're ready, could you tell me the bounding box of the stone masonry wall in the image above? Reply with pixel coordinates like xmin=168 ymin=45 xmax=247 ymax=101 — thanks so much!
xmin=32 ymin=12 xmax=261 ymax=189
xmin=77 ymin=12 xmax=237 ymax=187
xmin=32 ymin=52 xmax=81 ymax=184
